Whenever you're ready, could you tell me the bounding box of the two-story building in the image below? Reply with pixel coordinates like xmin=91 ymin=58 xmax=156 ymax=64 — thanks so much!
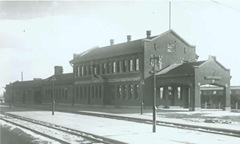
xmin=5 ymin=29 xmax=233 ymax=111
xmin=70 ymin=29 xmax=231 ymax=111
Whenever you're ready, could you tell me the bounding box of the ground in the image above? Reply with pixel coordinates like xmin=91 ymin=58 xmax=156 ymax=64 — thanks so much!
xmin=1 ymin=104 xmax=240 ymax=144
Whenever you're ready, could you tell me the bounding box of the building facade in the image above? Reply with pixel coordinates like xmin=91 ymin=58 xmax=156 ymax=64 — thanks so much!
xmin=4 ymin=29 xmax=237 ymax=111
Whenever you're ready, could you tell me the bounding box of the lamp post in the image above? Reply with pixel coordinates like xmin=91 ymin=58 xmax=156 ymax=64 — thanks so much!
xmin=52 ymin=76 xmax=56 ymax=115
xmin=9 ymin=83 xmax=12 ymax=108
xmin=150 ymin=54 xmax=162 ymax=133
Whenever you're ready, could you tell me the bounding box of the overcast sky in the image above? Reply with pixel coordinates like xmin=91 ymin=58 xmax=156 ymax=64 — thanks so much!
xmin=0 ymin=0 xmax=240 ymax=95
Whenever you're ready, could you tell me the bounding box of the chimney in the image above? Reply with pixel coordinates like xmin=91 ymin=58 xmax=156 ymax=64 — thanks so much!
xmin=127 ymin=35 xmax=131 ymax=42
xmin=54 ymin=66 xmax=63 ymax=75
xmin=110 ymin=39 xmax=114 ymax=46
xmin=73 ymin=53 xmax=78 ymax=58
xmin=208 ymin=55 xmax=216 ymax=61
xmin=146 ymin=30 xmax=151 ymax=39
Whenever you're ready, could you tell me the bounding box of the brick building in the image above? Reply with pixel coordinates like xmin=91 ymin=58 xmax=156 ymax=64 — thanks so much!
xmin=69 ymin=29 xmax=231 ymax=111
xmin=5 ymin=29 xmax=235 ymax=111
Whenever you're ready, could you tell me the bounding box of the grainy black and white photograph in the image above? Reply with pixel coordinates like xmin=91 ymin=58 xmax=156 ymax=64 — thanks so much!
xmin=0 ymin=0 xmax=240 ymax=143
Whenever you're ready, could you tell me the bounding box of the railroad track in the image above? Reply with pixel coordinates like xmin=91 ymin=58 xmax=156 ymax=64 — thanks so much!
xmin=2 ymin=104 xmax=240 ymax=138
xmin=60 ymin=110 xmax=240 ymax=138
xmin=0 ymin=113 xmax=125 ymax=144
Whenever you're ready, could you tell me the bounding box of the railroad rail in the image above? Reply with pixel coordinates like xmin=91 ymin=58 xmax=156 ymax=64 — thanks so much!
xmin=0 ymin=113 xmax=125 ymax=144
xmin=2 ymin=104 xmax=240 ymax=138
xmin=60 ymin=110 xmax=240 ymax=138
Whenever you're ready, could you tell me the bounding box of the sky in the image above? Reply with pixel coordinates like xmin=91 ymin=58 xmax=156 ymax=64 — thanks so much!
xmin=0 ymin=0 xmax=240 ymax=95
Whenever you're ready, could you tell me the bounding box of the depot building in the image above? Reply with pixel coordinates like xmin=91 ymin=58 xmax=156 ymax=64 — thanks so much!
xmin=5 ymin=29 xmax=233 ymax=111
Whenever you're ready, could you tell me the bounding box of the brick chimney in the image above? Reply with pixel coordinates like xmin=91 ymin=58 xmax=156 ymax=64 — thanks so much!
xmin=110 ymin=39 xmax=114 ymax=46
xmin=54 ymin=66 xmax=63 ymax=75
xmin=146 ymin=30 xmax=151 ymax=39
xmin=127 ymin=35 xmax=131 ymax=42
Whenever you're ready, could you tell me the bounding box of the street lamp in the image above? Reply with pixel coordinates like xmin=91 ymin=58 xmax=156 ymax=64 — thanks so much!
xmin=52 ymin=76 xmax=56 ymax=115
xmin=150 ymin=54 xmax=162 ymax=133
xmin=9 ymin=83 xmax=12 ymax=108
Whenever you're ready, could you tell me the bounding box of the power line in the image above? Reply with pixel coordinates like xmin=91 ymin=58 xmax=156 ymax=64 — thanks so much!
xmin=211 ymin=0 xmax=240 ymax=12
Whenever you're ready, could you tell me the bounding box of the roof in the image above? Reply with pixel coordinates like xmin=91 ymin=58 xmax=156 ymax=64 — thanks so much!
xmin=151 ymin=29 xmax=195 ymax=47
xmin=70 ymin=29 xmax=194 ymax=64
xmin=11 ymin=80 xmax=42 ymax=88
xmin=156 ymin=61 xmax=206 ymax=77
xmin=70 ymin=39 xmax=145 ymax=63
xmin=200 ymin=86 xmax=240 ymax=90
xmin=44 ymin=73 xmax=74 ymax=82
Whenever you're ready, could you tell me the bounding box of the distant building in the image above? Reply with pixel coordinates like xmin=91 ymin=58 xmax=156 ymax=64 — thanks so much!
xmin=5 ymin=29 xmax=237 ymax=111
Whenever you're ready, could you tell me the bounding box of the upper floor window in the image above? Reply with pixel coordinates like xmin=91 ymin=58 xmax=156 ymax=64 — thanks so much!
xmin=89 ymin=65 xmax=92 ymax=75
xmin=119 ymin=61 xmax=122 ymax=72
xmin=103 ymin=63 xmax=106 ymax=74
xmin=167 ymin=43 xmax=176 ymax=53
xmin=129 ymin=59 xmax=133 ymax=71
xmin=123 ymin=60 xmax=127 ymax=72
xmin=136 ymin=58 xmax=139 ymax=71
xmin=77 ymin=66 xmax=80 ymax=76
xmin=81 ymin=66 xmax=84 ymax=76
xmin=107 ymin=62 xmax=111 ymax=73
xmin=113 ymin=62 xmax=116 ymax=73
xmin=94 ymin=66 xmax=97 ymax=75
xmin=184 ymin=47 xmax=187 ymax=54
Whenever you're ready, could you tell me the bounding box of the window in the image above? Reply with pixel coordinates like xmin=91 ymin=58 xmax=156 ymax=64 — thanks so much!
xmin=88 ymin=65 xmax=92 ymax=75
xmin=122 ymin=85 xmax=127 ymax=99
xmin=177 ymin=87 xmax=181 ymax=100
xmin=167 ymin=43 xmax=176 ymax=53
xmin=128 ymin=85 xmax=133 ymax=99
xmin=108 ymin=62 xmax=111 ymax=73
xmin=117 ymin=86 xmax=122 ymax=99
xmin=99 ymin=86 xmax=102 ymax=99
xmin=106 ymin=62 xmax=110 ymax=73
xmin=123 ymin=60 xmax=127 ymax=72
xmin=96 ymin=86 xmax=99 ymax=98
xmin=213 ymin=91 xmax=217 ymax=95
xmin=78 ymin=66 xmax=81 ymax=76
xmin=94 ymin=67 xmax=97 ymax=75
xmin=129 ymin=59 xmax=133 ymax=71
xmin=92 ymin=86 xmax=94 ymax=98
xmin=184 ymin=47 xmax=187 ymax=54
xmin=74 ymin=67 xmax=78 ymax=77
xmin=134 ymin=84 xmax=139 ymax=99
xmin=160 ymin=87 xmax=163 ymax=99
xmin=113 ymin=62 xmax=116 ymax=73
xmin=136 ymin=58 xmax=139 ymax=71
xmin=76 ymin=87 xmax=79 ymax=99
xmin=118 ymin=61 xmax=122 ymax=72
xmin=84 ymin=87 xmax=87 ymax=99
xmin=168 ymin=86 xmax=173 ymax=99
xmin=65 ymin=89 xmax=68 ymax=99
xmin=81 ymin=66 xmax=84 ymax=76
xmin=102 ymin=63 xmax=106 ymax=74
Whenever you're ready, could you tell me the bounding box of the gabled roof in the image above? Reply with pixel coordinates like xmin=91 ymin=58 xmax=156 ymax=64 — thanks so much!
xmin=70 ymin=39 xmax=145 ymax=63
xmin=156 ymin=61 xmax=206 ymax=77
xmin=151 ymin=29 xmax=195 ymax=47
xmin=70 ymin=29 xmax=194 ymax=64
xmin=44 ymin=73 xmax=74 ymax=82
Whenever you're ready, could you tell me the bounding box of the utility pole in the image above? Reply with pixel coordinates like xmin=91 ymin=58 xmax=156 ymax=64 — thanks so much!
xmin=169 ymin=1 xmax=172 ymax=30
xmin=150 ymin=54 xmax=161 ymax=133
xmin=52 ymin=76 xmax=56 ymax=115
xmin=9 ymin=83 xmax=12 ymax=108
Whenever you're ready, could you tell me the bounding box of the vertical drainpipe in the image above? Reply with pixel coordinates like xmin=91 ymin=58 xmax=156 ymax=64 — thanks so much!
xmin=69 ymin=61 xmax=74 ymax=106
